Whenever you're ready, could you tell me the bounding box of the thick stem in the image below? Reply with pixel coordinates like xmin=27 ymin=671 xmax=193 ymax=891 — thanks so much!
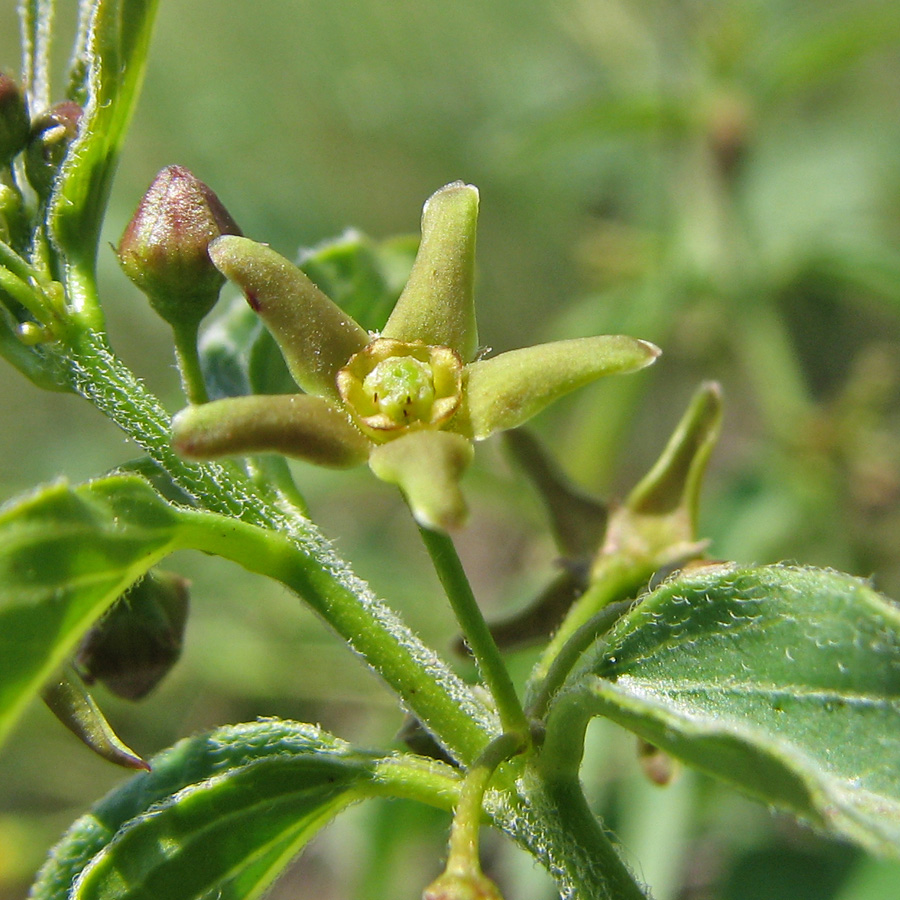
xmin=505 ymin=777 xmax=651 ymax=900
xmin=418 ymin=525 xmax=529 ymax=738
xmin=63 ymin=328 xmax=495 ymax=764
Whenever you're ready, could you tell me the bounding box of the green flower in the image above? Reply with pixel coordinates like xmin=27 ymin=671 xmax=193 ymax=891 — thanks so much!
xmin=172 ymin=182 xmax=659 ymax=530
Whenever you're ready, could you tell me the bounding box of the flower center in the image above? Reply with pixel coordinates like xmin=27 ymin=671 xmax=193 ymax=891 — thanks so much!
xmin=336 ymin=337 xmax=463 ymax=440
xmin=362 ymin=356 xmax=436 ymax=423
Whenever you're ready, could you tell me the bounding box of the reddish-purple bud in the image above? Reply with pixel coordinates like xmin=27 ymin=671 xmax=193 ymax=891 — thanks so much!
xmin=24 ymin=100 xmax=82 ymax=196
xmin=0 ymin=72 xmax=29 ymax=167
xmin=117 ymin=165 xmax=241 ymax=329
xmin=75 ymin=570 xmax=190 ymax=700
xmin=422 ymin=871 xmax=505 ymax=900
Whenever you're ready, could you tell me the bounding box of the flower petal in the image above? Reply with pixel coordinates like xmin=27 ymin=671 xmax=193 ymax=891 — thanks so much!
xmin=462 ymin=336 xmax=661 ymax=440
xmin=172 ymin=394 xmax=371 ymax=468
xmin=382 ymin=182 xmax=479 ymax=360
xmin=208 ymin=236 xmax=368 ymax=400
xmin=368 ymin=431 xmax=474 ymax=531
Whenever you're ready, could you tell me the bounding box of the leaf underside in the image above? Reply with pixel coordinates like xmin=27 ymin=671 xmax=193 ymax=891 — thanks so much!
xmin=574 ymin=563 xmax=900 ymax=857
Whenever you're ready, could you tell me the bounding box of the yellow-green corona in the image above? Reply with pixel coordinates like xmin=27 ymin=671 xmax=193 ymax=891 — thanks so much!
xmin=338 ymin=338 xmax=463 ymax=437
xmin=172 ymin=182 xmax=660 ymax=530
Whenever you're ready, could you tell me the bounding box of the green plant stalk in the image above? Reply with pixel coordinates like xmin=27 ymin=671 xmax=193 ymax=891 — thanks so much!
xmin=62 ymin=326 xmax=495 ymax=765
xmin=496 ymin=775 xmax=650 ymax=900
xmin=527 ymin=599 xmax=632 ymax=720
xmin=445 ymin=732 xmax=525 ymax=875
xmin=172 ymin=321 xmax=210 ymax=404
xmin=417 ymin=525 xmax=529 ymax=738
xmin=529 ymin=553 xmax=655 ymax=702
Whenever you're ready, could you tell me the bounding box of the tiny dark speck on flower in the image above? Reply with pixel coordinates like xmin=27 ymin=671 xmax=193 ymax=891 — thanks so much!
xmin=245 ymin=290 xmax=261 ymax=311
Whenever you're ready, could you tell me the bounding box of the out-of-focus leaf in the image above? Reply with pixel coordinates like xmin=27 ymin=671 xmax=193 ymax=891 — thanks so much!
xmin=298 ymin=230 xmax=416 ymax=333
xmin=49 ymin=0 xmax=160 ymax=275
xmin=754 ymin=4 xmax=900 ymax=101
xmin=30 ymin=719 xmax=460 ymax=900
xmin=559 ymin=564 xmax=900 ymax=857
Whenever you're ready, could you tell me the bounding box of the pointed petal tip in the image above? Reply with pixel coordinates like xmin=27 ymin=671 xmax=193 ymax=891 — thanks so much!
xmin=700 ymin=379 xmax=722 ymax=399
xmin=638 ymin=339 xmax=662 ymax=364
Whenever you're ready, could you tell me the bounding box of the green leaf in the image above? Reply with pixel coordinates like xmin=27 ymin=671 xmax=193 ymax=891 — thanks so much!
xmin=0 ymin=476 xmax=182 ymax=748
xmin=50 ymin=0 xmax=160 ymax=280
xmin=559 ymin=564 xmax=900 ymax=857
xmin=0 ymin=473 xmax=494 ymax=765
xmin=199 ymin=296 xmax=294 ymax=400
xmin=30 ymin=719 xmax=460 ymax=900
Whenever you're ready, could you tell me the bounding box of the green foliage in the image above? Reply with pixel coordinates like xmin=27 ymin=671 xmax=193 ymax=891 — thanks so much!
xmin=1 ymin=1 xmax=899 ymax=899
xmin=0 ymin=477 xmax=182 ymax=748
xmin=31 ymin=720 xmax=459 ymax=900
xmin=549 ymin=564 xmax=900 ymax=856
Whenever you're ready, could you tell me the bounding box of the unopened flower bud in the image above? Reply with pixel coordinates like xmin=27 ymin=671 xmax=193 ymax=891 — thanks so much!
xmin=118 ymin=165 xmax=241 ymax=329
xmin=423 ymin=871 xmax=505 ymax=900
xmin=0 ymin=73 xmax=29 ymax=167
xmin=75 ymin=570 xmax=189 ymax=700
xmin=24 ymin=100 xmax=82 ymax=196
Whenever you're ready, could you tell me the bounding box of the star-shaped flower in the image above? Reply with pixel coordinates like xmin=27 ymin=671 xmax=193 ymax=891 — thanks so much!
xmin=172 ymin=183 xmax=659 ymax=531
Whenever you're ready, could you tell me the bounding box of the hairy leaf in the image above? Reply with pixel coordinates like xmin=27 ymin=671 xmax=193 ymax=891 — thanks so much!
xmin=562 ymin=564 xmax=900 ymax=856
xmin=30 ymin=719 xmax=460 ymax=900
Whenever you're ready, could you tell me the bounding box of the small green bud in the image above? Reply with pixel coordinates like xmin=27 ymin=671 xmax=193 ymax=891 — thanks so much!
xmin=422 ymin=871 xmax=505 ymax=900
xmin=23 ymin=100 xmax=82 ymax=197
xmin=0 ymin=72 xmax=29 ymax=167
xmin=75 ymin=570 xmax=189 ymax=700
xmin=118 ymin=165 xmax=241 ymax=329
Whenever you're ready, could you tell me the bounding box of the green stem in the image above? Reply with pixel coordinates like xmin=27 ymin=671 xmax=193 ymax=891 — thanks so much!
xmin=418 ymin=525 xmax=529 ymax=738
xmin=529 ymin=553 xmax=654 ymax=702
xmin=446 ymin=732 xmax=525 ymax=875
xmin=173 ymin=322 xmax=209 ymax=405
xmin=63 ymin=328 xmax=495 ymax=765
xmin=507 ymin=776 xmax=650 ymax=900
xmin=527 ymin=599 xmax=632 ymax=720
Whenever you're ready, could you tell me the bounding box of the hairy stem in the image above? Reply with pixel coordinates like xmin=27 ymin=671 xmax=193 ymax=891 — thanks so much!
xmin=63 ymin=328 xmax=495 ymax=764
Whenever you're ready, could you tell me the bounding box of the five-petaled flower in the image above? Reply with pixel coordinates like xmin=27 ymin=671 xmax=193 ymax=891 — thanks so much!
xmin=172 ymin=182 xmax=659 ymax=531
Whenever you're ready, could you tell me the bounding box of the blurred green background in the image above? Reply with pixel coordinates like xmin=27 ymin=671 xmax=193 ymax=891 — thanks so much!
xmin=2 ymin=0 xmax=900 ymax=897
